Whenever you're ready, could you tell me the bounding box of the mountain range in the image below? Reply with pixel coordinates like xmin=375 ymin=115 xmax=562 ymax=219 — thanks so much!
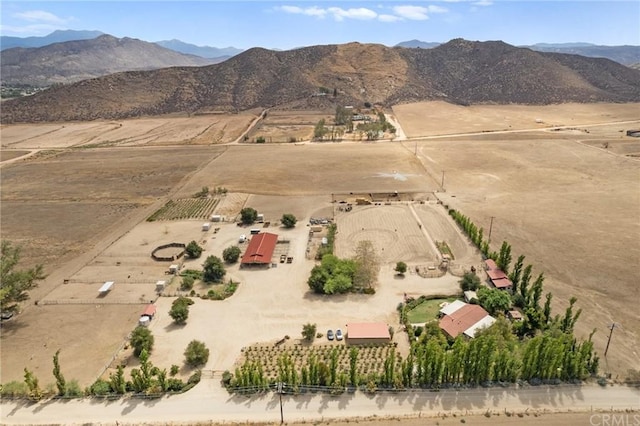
xmin=0 ymin=34 xmax=223 ymax=86
xmin=3 ymin=38 xmax=639 ymax=124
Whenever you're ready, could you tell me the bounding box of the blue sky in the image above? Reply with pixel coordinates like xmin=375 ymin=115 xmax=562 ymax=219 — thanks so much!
xmin=1 ymin=1 xmax=639 ymax=49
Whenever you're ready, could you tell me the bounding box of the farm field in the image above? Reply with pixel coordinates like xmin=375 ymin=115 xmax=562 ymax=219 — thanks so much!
xmin=1 ymin=101 xmax=639 ymax=409
xmin=406 ymin=129 xmax=640 ymax=376
xmin=392 ymin=101 xmax=640 ymax=138
xmin=0 ymin=113 xmax=256 ymax=150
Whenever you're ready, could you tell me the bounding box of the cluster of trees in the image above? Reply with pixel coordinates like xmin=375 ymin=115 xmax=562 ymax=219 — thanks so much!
xmin=315 ymin=223 xmax=337 ymax=260
xmin=1 ymin=240 xmax=45 ymax=314
xmin=308 ymin=240 xmax=379 ymax=295
xmin=7 ymin=345 xmax=202 ymax=399
xmin=355 ymin=112 xmax=396 ymax=141
xmin=313 ymin=118 xmax=345 ymax=141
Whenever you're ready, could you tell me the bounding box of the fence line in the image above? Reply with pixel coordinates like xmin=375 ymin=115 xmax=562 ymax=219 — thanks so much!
xmin=38 ymin=299 xmax=148 ymax=306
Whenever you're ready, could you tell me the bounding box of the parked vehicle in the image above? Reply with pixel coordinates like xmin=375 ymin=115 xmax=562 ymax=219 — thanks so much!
xmin=327 ymin=329 xmax=334 ymax=341
xmin=335 ymin=329 xmax=343 ymax=341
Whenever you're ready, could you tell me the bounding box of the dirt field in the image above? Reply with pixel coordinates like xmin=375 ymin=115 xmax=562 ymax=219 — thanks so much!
xmin=392 ymin=105 xmax=640 ymax=376
xmin=0 ymin=113 xmax=256 ymax=150
xmin=1 ymin=101 xmax=639 ymax=417
xmin=392 ymin=101 xmax=640 ymax=137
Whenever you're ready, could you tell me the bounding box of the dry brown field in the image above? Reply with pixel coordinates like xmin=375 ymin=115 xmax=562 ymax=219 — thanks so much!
xmin=392 ymin=102 xmax=639 ymax=376
xmin=1 ymin=101 xmax=639 ymax=402
xmin=0 ymin=113 xmax=255 ymax=150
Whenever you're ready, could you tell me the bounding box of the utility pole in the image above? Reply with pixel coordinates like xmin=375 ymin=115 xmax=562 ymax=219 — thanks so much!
xmin=488 ymin=216 xmax=495 ymax=244
xmin=277 ymin=382 xmax=285 ymax=424
xmin=604 ymin=323 xmax=618 ymax=357
xmin=441 ymin=170 xmax=445 ymax=191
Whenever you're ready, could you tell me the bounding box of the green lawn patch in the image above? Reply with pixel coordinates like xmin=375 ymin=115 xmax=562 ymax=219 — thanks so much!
xmin=406 ymin=297 xmax=456 ymax=323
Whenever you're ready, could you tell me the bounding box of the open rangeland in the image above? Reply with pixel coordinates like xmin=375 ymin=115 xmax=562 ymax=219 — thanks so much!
xmin=1 ymin=102 xmax=639 ymax=425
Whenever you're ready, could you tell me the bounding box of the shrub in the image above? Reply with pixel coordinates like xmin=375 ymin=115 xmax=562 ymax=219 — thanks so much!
xmin=89 ymin=379 xmax=112 ymax=396
xmin=222 ymin=246 xmax=241 ymax=263
xmin=170 ymin=364 xmax=180 ymax=377
xmin=203 ymin=255 xmax=226 ymax=282
xmin=0 ymin=380 xmax=28 ymax=397
xmin=184 ymin=340 xmax=210 ymax=367
xmin=281 ymin=213 xmax=297 ymax=228
xmin=65 ymin=380 xmax=83 ymax=397
xmin=395 ymin=261 xmax=407 ymax=275
xmin=180 ymin=275 xmax=195 ymax=291
xmin=256 ymin=136 xmax=266 ymax=143
xmin=302 ymin=323 xmax=317 ymax=342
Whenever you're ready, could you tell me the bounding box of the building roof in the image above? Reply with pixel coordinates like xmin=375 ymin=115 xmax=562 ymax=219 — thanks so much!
xmin=487 ymin=269 xmax=508 ymax=280
xmin=439 ymin=304 xmax=493 ymax=338
xmin=464 ymin=290 xmax=478 ymax=302
xmin=485 ymin=259 xmax=499 ymax=270
xmin=463 ymin=315 xmax=496 ymax=338
xmin=346 ymin=323 xmax=391 ymax=339
xmin=142 ymin=304 xmax=156 ymax=317
xmin=241 ymin=232 xmax=278 ymax=264
xmin=491 ymin=277 xmax=513 ymax=289
xmin=439 ymin=299 xmax=466 ymax=316
xmin=508 ymin=310 xmax=523 ymax=320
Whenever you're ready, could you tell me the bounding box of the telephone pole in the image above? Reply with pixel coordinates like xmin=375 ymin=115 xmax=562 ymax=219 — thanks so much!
xmin=441 ymin=170 xmax=445 ymax=191
xmin=604 ymin=323 xmax=618 ymax=357
xmin=488 ymin=216 xmax=495 ymax=244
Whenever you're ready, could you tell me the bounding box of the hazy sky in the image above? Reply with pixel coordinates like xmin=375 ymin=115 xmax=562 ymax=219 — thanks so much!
xmin=1 ymin=1 xmax=639 ymax=49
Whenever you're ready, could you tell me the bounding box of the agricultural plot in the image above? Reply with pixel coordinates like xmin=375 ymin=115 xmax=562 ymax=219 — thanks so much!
xmin=147 ymin=197 xmax=220 ymax=221
xmin=236 ymin=343 xmax=401 ymax=383
xmin=334 ymin=204 xmax=438 ymax=264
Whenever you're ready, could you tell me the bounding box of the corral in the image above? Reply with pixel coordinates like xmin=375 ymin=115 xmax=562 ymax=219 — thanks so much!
xmin=1 ymin=101 xmax=639 ymax=391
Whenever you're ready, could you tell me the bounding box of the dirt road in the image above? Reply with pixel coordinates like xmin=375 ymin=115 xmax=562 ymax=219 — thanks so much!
xmin=2 ymin=382 xmax=638 ymax=425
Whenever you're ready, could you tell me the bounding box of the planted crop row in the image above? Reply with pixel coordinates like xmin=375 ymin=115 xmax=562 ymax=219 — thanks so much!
xmin=147 ymin=198 xmax=220 ymax=221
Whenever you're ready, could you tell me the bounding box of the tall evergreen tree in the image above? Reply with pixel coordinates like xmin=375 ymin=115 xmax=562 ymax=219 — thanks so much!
xmin=509 ymin=255 xmax=525 ymax=294
xmin=52 ymin=349 xmax=66 ymax=396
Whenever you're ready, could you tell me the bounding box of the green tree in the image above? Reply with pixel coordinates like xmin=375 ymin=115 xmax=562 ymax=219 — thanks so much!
xmin=459 ymin=271 xmax=481 ymax=291
xmin=52 ymin=349 xmax=66 ymax=396
xmin=184 ymin=340 xmax=210 ymax=367
xmin=240 ymin=207 xmax=258 ymax=225
xmin=109 ymin=365 xmax=127 ymax=394
xmin=203 ymin=255 xmax=226 ymax=282
xmin=394 ymin=261 xmax=407 ymax=275
xmin=169 ymin=297 xmax=190 ymax=324
xmin=509 ymin=254 xmax=525 ymax=295
xmin=335 ymin=105 xmax=352 ymax=125
xmin=496 ymin=241 xmax=512 ymax=273
xmin=23 ymin=368 xmax=42 ymax=400
xmin=1 ymin=240 xmax=45 ymax=313
xmin=477 ymin=287 xmax=512 ymax=316
xmin=302 ymin=323 xmax=317 ymax=342
xmin=313 ymin=119 xmax=328 ymax=140
xmin=185 ymin=240 xmax=203 ymax=258
xmin=130 ymin=326 xmax=154 ymax=357
xmin=222 ymin=246 xmax=241 ymax=264
xmin=281 ymin=213 xmax=297 ymax=228
xmin=307 ymin=265 xmax=329 ymax=293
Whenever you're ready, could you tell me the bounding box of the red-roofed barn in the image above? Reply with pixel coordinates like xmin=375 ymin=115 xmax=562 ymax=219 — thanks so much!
xmin=241 ymin=232 xmax=278 ymax=266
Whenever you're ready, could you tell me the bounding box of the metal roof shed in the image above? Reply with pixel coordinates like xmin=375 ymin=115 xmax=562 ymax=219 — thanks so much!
xmin=99 ymin=281 xmax=114 ymax=293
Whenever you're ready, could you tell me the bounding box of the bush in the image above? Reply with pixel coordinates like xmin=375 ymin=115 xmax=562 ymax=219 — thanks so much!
xmin=459 ymin=272 xmax=481 ymax=291
xmin=395 ymin=261 xmax=407 ymax=275
xmin=256 ymin=136 xmax=266 ymax=143
xmin=170 ymin=364 xmax=180 ymax=377
xmin=281 ymin=213 xmax=297 ymax=228
xmin=169 ymin=300 xmax=189 ymax=324
xmin=89 ymin=379 xmax=112 ymax=396
xmin=184 ymin=340 xmax=210 ymax=367
xmin=180 ymin=275 xmax=195 ymax=291
xmin=65 ymin=380 xmax=83 ymax=397
xmin=1 ymin=380 xmax=28 ymax=397
xmin=222 ymin=245 xmax=241 ymax=263
xmin=302 ymin=323 xmax=317 ymax=342
xmin=222 ymin=370 xmax=232 ymax=386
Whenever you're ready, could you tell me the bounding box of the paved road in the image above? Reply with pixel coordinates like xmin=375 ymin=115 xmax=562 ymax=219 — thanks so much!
xmin=2 ymin=381 xmax=638 ymax=425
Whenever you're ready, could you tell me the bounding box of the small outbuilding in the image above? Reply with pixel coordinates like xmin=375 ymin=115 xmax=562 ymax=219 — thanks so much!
xmin=202 ymin=222 xmax=211 ymax=231
xmin=169 ymin=264 xmax=179 ymax=274
xmin=98 ymin=281 xmax=114 ymax=294
xmin=155 ymin=280 xmax=166 ymax=292
xmin=142 ymin=304 xmax=157 ymax=319
xmin=345 ymin=323 xmax=391 ymax=345
xmin=210 ymin=214 xmax=222 ymax=222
